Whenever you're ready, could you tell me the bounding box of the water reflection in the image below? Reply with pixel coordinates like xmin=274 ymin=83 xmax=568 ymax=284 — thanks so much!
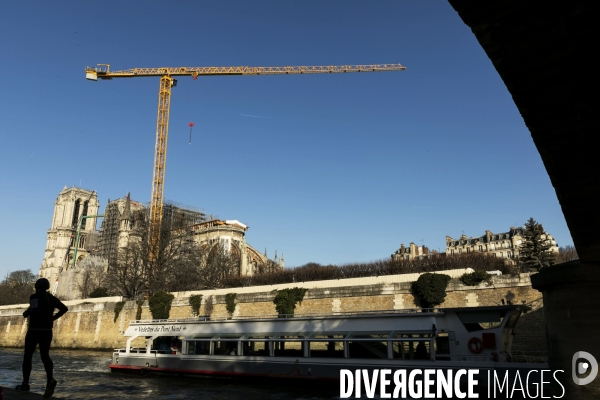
xmin=0 ymin=348 xmax=345 ymax=399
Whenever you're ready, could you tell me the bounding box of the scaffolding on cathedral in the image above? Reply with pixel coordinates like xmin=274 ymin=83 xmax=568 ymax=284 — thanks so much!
xmin=97 ymin=200 xmax=121 ymax=267
xmin=97 ymin=197 xmax=206 ymax=267
xmin=162 ymin=200 xmax=206 ymax=231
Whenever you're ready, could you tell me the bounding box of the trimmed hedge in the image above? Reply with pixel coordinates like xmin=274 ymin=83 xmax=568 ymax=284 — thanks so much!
xmin=135 ymin=300 xmax=144 ymax=320
xmin=148 ymin=291 xmax=175 ymax=319
xmin=459 ymin=270 xmax=492 ymax=286
xmin=225 ymin=293 xmax=237 ymax=315
xmin=273 ymin=287 xmax=308 ymax=317
xmin=411 ymin=273 xmax=451 ymax=309
xmin=189 ymin=294 xmax=203 ymax=316
xmin=113 ymin=301 xmax=125 ymax=323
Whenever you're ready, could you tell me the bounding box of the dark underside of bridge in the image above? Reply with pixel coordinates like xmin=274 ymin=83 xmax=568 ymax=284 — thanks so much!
xmin=448 ymin=0 xmax=598 ymax=397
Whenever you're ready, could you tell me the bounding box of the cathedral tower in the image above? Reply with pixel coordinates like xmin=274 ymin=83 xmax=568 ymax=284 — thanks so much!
xmin=39 ymin=186 xmax=100 ymax=280
xmin=118 ymin=193 xmax=132 ymax=248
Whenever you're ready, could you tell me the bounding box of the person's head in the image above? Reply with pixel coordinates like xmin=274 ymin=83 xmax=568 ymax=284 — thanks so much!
xmin=34 ymin=278 xmax=50 ymax=293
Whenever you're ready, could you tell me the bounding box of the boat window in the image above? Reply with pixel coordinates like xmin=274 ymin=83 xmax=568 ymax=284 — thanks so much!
xmin=213 ymin=341 xmax=238 ymax=356
xmin=391 ymin=340 xmax=431 ymax=360
xmin=241 ymin=340 xmax=269 ymax=356
xmin=186 ymin=340 xmax=210 ymax=355
xmin=152 ymin=337 xmax=180 ymax=354
xmin=457 ymin=310 xmax=506 ymax=332
xmin=308 ymin=341 xmax=345 ymax=358
xmin=273 ymin=341 xmax=304 ymax=357
xmin=347 ymin=340 xmax=388 ymax=359
xmin=478 ymin=321 xmax=503 ymax=330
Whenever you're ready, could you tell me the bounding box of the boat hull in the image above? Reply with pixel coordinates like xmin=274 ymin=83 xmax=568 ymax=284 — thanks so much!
xmin=110 ymin=353 xmax=549 ymax=384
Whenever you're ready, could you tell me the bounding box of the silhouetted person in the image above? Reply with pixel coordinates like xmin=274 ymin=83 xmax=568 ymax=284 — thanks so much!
xmin=16 ymin=278 xmax=68 ymax=399
xmin=415 ymin=341 xmax=429 ymax=360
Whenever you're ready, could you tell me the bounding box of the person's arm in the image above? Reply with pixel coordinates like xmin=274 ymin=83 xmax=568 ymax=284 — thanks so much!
xmin=52 ymin=297 xmax=68 ymax=321
xmin=23 ymin=294 xmax=34 ymax=318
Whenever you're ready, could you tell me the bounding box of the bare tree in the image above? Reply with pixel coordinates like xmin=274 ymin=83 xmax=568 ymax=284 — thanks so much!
xmin=555 ymin=245 xmax=578 ymax=264
xmin=0 ymin=269 xmax=36 ymax=305
xmin=198 ymin=241 xmax=239 ymax=289
xmin=257 ymin=259 xmax=282 ymax=274
xmin=104 ymin=214 xmax=215 ymax=297
xmin=104 ymin=239 xmax=148 ymax=299
xmin=103 ymin=203 xmax=277 ymax=296
xmin=161 ymin=234 xmax=206 ymax=292
xmin=75 ymin=260 xmax=106 ymax=299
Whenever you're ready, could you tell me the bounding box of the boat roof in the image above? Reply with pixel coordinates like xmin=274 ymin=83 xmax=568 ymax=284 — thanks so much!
xmin=122 ymin=305 xmax=522 ymax=338
xmin=440 ymin=305 xmax=530 ymax=313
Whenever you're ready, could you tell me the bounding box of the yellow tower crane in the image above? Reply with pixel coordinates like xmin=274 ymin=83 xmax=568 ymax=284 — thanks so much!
xmin=85 ymin=63 xmax=406 ymax=257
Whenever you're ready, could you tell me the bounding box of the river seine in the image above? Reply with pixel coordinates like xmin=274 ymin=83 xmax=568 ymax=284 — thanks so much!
xmin=0 ymin=348 xmax=343 ymax=399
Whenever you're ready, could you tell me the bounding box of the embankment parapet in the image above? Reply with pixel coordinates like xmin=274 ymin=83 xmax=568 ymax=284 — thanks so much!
xmin=0 ymin=270 xmax=542 ymax=353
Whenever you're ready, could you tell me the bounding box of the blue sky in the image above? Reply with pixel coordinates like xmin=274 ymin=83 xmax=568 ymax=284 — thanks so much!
xmin=0 ymin=1 xmax=573 ymax=279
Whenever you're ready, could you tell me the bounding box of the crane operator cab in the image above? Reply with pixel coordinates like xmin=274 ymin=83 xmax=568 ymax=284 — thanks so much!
xmin=85 ymin=64 xmax=110 ymax=81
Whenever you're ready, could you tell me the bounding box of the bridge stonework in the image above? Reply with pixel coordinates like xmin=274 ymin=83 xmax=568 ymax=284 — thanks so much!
xmin=0 ymin=272 xmax=543 ymax=354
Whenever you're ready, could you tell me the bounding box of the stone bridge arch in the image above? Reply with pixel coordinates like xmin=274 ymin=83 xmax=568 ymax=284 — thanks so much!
xmin=448 ymin=1 xmax=597 ymax=397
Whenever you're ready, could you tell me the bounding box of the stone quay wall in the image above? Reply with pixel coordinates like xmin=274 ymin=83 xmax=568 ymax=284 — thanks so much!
xmin=0 ymin=270 xmax=545 ymax=353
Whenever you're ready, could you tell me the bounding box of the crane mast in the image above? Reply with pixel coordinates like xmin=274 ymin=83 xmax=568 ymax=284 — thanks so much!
xmin=150 ymin=75 xmax=174 ymax=257
xmin=85 ymin=62 xmax=406 ymax=260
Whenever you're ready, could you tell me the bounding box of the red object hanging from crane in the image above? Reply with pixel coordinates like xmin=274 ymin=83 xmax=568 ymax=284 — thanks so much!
xmin=188 ymin=122 xmax=194 ymax=144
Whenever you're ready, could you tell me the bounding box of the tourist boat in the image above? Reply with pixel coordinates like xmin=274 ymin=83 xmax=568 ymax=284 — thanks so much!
xmin=109 ymin=305 xmax=548 ymax=387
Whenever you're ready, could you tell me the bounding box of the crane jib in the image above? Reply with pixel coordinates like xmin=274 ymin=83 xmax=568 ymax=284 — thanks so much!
xmin=84 ymin=62 xmax=405 ymax=260
xmin=85 ymin=64 xmax=406 ymax=79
